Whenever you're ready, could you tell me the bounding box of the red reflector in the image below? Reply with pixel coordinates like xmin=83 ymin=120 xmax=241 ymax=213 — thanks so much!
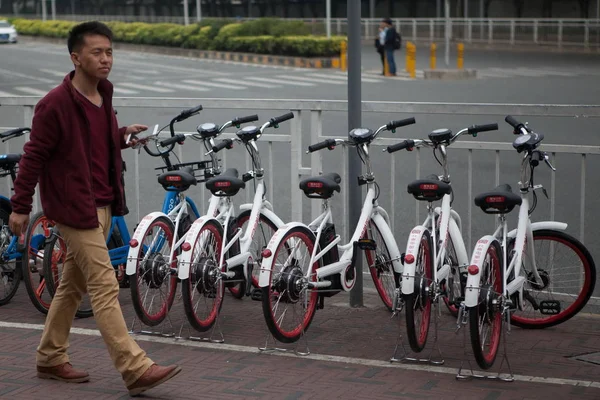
xmin=215 ymin=181 xmax=231 ymax=187
xmin=468 ymin=265 xmax=479 ymax=275
xmin=182 ymin=242 xmax=191 ymax=252
xmin=129 ymin=239 xmax=139 ymax=248
xmin=166 ymin=175 xmax=182 ymax=182
xmin=307 ymin=182 xmax=323 ymax=188
xmin=261 ymin=249 xmax=272 ymax=258
xmin=420 ymin=184 xmax=438 ymax=190
xmin=404 ymin=254 xmax=415 ymax=264
xmin=486 ymin=196 xmax=505 ymax=203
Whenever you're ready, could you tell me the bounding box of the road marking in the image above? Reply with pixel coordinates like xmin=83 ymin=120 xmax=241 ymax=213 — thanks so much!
xmin=113 ymin=87 xmax=140 ymax=95
xmin=212 ymin=77 xmax=280 ymax=89
xmin=0 ymin=68 xmax=55 ymax=83
xmin=182 ymin=79 xmax=244 ymax=90
xmin=308 ymin=72 xmax=383 ymax=83
xmin=14 ymin=86 xmax=48 ymax=96
xmin=0 ymin=90 xmax=16 ymax=96
xmin=154 ymin=81 xmax=211 ymax=92
xmin=118 ymin=82 xmax=175 ymax=93
xmin=274 ymin=75 xmax=346 ymax=85
xmin=0 ymin=320 xmax=599 ymax=389
xmin=245 ymin=76 xmax=315 ymax=87
xmin=38 ymin=68 xmax=66 ymax=77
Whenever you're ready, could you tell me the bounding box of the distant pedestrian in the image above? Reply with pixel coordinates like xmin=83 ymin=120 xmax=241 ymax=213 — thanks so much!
xmin=9 ymin=21 xmax=181 ymax=397
xmin=380 ymin=18 xmax=400 ymax=76
xmin=375 ymin=28 xmax=386 ymax=74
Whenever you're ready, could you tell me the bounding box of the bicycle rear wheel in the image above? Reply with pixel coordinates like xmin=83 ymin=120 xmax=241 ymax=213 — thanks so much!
xmin=404 ymin=230 xmax=434 ymax=353
xmin=509 ymin=229 xmax=596 ymax=329
xmin=0 ymin=200 xmax=20 ymax=306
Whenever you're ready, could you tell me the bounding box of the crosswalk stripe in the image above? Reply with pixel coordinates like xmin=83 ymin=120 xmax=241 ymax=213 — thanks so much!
xmin=212 ymin=77 xmax=280 ymax=89
xmin=182 ymin=79 xmax=244 ymax=90
xmin=274 ymin=75 xmax=346 ymax=85
xmin=113 ymin=87 xmax=140 ymax=95
xmin=14 ymin=87 xmax=48 ymax=96
xmin=0 ymin=91 xmax=16 ymax=96
xmin=309 ymin=72 xmax=383 ymax=83
xmin=0 ymin=68 xmax=55 ymax=83
xmin=154 ymin=81 xmax=211 ymax=92
xmin=118 ymin=82 xmax=175 ymax=93
xmin=245 ymin=76 xmax=315 ymax=87
xmin=38 ymin=68 xmax=66 ymax=77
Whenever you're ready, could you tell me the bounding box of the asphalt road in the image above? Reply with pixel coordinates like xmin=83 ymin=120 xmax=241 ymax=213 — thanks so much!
xmin=1 ymin=40 xmax=599 ymax=303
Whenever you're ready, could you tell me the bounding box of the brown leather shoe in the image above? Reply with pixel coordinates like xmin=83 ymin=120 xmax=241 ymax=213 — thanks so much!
xmin=127 ymin=364 xmax=182 ymax=396
xmin=37 ymin=362 xmax=90 ymax=383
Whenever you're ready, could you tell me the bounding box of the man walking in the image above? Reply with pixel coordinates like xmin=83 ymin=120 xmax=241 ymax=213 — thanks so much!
xmin=381 ymin=18 xmax=399 ymax=76
xmin=9 ymin=21 xmax=181 ymax=397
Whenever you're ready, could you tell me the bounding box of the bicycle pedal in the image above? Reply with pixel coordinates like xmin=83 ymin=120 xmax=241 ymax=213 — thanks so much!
xmin=539 ymin=300 xmax=561 ymax=315
xmin=250 ymin=288 xmax=262 ymax=301
xmin=356 ymin=238 xmax=376 ymax=251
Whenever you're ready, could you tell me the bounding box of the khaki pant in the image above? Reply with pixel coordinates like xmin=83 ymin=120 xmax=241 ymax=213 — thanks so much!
xmin=36 ymin=207 xmax=153 ymax=386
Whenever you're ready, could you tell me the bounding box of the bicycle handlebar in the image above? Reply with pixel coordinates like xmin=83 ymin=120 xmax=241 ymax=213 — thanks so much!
xmin=212 ymin=138 xmax=234 ymax=153
xmin=307 ymin=138 xmax=337 ymax=153
xmin=385 ymin=139 xmax=415 ymax=153
xmin=268 ymin=112 xmax=294 ymax=128
xmin=386 ymin=117 xmax=416 ymax=131
xmin=468 ymin=123 xmax=498 ymax=135
xmin=232 ymin=114 xmax=259 ymax=127
xmin=159 ymin=134 xmax=186 ymax=147
xmin=175 ymin=105 xmax=203 ymax=122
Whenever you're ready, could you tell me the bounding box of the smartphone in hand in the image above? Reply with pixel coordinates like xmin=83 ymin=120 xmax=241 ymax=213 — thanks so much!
xmin=127 ymin=124 xmax=159 ymax=148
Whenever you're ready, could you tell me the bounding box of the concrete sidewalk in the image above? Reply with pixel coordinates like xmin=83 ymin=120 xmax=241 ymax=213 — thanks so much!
xmin=1 ymin=285 xmax=599 ymax=399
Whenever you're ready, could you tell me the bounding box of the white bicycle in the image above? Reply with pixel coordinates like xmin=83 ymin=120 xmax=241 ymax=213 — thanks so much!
xmin=177 ymin=112 xmax=294 ymax=332
xmin=385 ymin=122 xmax=499 ymax=353
xmin=460 ymin=115 xmax=596 ymax=370
xmin=126 ymin=108 xmax=260 ymax=327
xmin=258 ymin=117 xmax=416 ymax=343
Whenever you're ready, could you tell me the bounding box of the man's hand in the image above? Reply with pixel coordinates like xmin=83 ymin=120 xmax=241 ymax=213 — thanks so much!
xmin=125 ymin=124 xmax=149 ymax=148
xmin=9 ymin=212 xmax=29 ymax=237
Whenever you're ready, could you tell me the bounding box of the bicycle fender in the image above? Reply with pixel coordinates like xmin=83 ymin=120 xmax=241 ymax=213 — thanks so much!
xmin=177 ymin=215 xmax=219 ymax=280
xmin=401 ymin=225 xmax=427 ymax=295
xmin=448 ymin=217 xmax=469 ymax=266
xmin=126 ymin=211 xmax=168 ymax=276
xmin=259 ymin=207 xmax=285 ymax=229
xmin=507 ymin=221 xmax=567 ymax=239
xmin=258 ymin=221 xmax=310 ymax=288
xmin=464 ymin=235 xmax=497 ymax=308
xmin=371 ymin=213 xmax=403 ymax=275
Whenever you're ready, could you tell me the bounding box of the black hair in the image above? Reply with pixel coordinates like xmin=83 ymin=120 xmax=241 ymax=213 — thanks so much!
xmin=67 ymin=21 xmax=113 ymax=53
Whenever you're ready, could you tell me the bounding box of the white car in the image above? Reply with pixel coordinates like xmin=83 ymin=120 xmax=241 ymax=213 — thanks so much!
xmin=0 ymin=20 xmax=18 ymax=43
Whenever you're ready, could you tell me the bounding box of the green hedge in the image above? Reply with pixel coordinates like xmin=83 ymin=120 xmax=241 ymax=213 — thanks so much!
xmin=10 ymin=18 xmax=345 ymax=58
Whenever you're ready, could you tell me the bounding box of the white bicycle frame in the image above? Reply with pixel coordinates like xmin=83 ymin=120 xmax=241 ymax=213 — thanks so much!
xmin=259 ymin=134 xmax=404 ymax=291
xmin=464 ymin=133 xmax=566 ymax=308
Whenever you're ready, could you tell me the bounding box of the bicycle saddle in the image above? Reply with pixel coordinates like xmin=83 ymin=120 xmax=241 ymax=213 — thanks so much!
xmin=474 ymin=183 xmax=522 ymax=214
xmin=205 ymin=168 xmax=245 ymax=197
xmin=299 ymin=172 xmax=341 ymax=199
xmin=157 ymin=167 xmax=197 ymax=192
xmin=407 ymin=174 xmax=451 ymax=202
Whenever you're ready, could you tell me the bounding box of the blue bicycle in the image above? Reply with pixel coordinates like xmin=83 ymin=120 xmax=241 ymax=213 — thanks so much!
xmin=42 ymin=105 xmax=207 ymax=318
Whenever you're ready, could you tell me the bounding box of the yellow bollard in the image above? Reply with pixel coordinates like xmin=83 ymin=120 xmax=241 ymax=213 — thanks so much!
xmin=408 ymin=42 xmax=416 ymax=79
xmin=405 ymin=41 xmax=411 ymax=73
xmin=430 ymin=43 xmax=437 ymax=70
xmin=384 ymin=53 xmax=390 ymax=76
xmin=457 ymin=43 xmax=464 ymax=69
xmin=340 ymin=40 xmax=347 ymax=71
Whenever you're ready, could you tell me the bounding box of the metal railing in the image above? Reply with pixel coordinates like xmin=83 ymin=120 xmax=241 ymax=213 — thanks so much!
xmin=1 ymin=97 xmax=599 ymax=257
xmin=7 ymin=15 xmax=600 ymax=49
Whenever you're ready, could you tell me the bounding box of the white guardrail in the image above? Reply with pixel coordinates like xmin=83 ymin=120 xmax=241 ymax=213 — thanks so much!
xmin=1 ymin=97 xmax=600 ymax=256
xmin=11 ymin=15 xmax=600 ymax=49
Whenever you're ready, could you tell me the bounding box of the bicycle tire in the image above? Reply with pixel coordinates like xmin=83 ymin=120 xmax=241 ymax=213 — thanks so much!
xmin=181 ymin=219 xmax=225 ymax=332
xmin=404 ymin=229 xmax=434 ymax=353
xmin=261 ymin=226 xmax=319 ymax=343
xmin=364 ymin=219 xmax=397 ymax=311
xmin=469 ymin=239 xmax=503 ymax=370
xmin=42 ymin=233 xmax=94 ymax=319
xmin=509 ymin=229 xmax=596 ymax=329
xmin=0 ymin=200 xmax=21 ymax=305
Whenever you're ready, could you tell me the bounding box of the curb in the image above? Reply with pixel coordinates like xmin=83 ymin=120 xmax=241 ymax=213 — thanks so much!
xmin=19 ymin=35 xmax=339 ymax=69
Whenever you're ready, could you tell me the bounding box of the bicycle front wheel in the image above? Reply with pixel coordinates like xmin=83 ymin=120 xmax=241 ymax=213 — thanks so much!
xmin=261 ymin=226 xmax=319 ymax=343
xmin=510 ymin=229 xmax=596 ymax=329
xmin=363 ymin=220 xmax=397 ymax=311
xmin=404 ymin=229 xmax=434 ymax=353
xmin=181 ymin=220 xmax=225 ymax=332
xmin=129 ymin=216 xmax=178 ymax=327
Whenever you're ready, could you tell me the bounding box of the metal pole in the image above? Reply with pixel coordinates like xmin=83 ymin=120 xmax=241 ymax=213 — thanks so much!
xmin=464 ymin=0 xmax=468 ymax=18
xmin=347 ymin=0 xmax=363 ymax=308
xmin=480 ymin=0 xmax=484 ymax=40
xmin=183 ymin=0 xmax=189 ymax=26
xmin=196 ymin=0 xmax=201 ymax=22
xmin=445 ymin=0 xmax=450 ymax=66
xmin=370 ymin=0 xmax=375 ymax=37
xmin=326 ymin=0 xmax=331 ymax=38
xmin=51 ymin=0 xmax=56 ymax=20
xmin=41 ymin=0 xmax=47 ymax=22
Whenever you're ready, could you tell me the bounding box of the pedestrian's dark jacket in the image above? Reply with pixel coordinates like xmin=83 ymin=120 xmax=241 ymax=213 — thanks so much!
xmin=384 ymin=26 xmax=398 ymax=50
xmin=11 ymin=72 xmax=129 ymax=229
